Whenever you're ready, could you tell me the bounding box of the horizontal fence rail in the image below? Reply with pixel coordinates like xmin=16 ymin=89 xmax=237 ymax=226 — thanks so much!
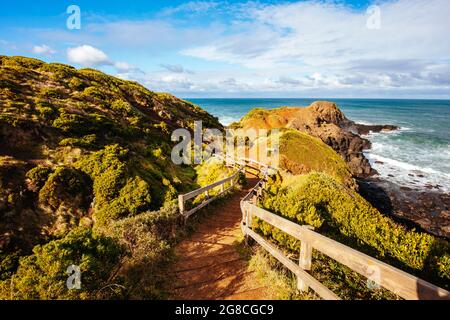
xmin=178 ymin=156 xmax=274 ymax=221
xmin=178 ymin=169 xmax=242 ymax=220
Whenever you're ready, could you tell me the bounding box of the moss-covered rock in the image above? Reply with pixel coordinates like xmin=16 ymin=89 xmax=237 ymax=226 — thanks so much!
xmin=278 ymin=129 xmax=355 ymax=188
xmin=233 ymin=103 xmax=376 ymax=176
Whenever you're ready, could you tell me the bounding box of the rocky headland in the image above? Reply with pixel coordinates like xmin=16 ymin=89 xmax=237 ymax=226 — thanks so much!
xmin=232 ymin=101 xmax=398 ymax=177
xmin=233 ymin=101 xmax=449 ymax=239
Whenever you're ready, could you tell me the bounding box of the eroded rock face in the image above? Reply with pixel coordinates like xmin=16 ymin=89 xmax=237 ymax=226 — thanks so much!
xmin=358 ymin=177 xmax=450 ymax=239
xmin=305 ymin=101 xmax=399 ymax=176
xmin=236 ymin=101 xmax=398 ymax=177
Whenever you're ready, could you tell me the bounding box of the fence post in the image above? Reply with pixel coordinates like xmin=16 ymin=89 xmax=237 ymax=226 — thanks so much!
xmin=241 ymin=204 xmax=247 ymax=244
xmin=178 ymin=195 xmax=184 ymax=215
xmin=179 ymin=195 xmax=187 ymax=225
xmin=297 ymin=226 xmax=314 ymax=292
xmin=245 ymin=207 xmax=253 ymax=246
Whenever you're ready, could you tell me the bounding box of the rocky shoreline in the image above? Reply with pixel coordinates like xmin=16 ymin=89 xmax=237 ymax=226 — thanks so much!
xmin=287 ymin=102 xmax=449 ymax=239
xmin=307 ymin=102 xmax=449 ymax=239
xmin=357 ymin=177 xmax=450 ymax=239
xmin=350 ymin=124 xmax=450 ymax=239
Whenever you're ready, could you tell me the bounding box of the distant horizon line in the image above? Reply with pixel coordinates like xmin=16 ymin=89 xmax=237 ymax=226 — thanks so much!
xmin=181 ymin=97 xmax=450 ymax=101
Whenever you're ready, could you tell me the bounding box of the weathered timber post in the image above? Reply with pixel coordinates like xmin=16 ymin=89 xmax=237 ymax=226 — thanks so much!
xmin=241 ymin=204 xmax=248 ymax=243
xmin=245 ymin=205 xmax=253 ymax=246
xmin=298 ymin=225 xmax=314 ymax=292
xmin=178 ymin=195 xmax=184 ymax=215
xmin=178 ymin=194 xmax=187 ymax=225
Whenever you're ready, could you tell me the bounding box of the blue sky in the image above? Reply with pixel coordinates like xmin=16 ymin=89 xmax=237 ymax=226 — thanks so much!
xmin=1 ymin=0 xmax=449 ymax=98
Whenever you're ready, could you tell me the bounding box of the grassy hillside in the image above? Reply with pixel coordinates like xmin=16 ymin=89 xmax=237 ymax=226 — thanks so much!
xmin=278 ymin=130 xmax=355 ymax=188
xmin=0 ymin=56 xmax=222 ymax=299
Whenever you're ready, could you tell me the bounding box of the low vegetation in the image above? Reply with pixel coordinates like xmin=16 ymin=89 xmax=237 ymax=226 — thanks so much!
xmin=257 ymin=172 xmax=450 ymax=291
xmin=0 ymin=55 xmax=221 ymax=299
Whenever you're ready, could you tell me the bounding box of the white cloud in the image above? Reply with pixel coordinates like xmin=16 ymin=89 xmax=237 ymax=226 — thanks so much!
xmin=161 ymin=1 xmax=221 ymax=16
xmin=20 ymin=0 xmax=446 ymax=97
xmin=32 ymin=44 xmax=56 ymax=55
xmin=181 ymin=0 xmax=450 ymax=92
xmin=160 ymin=63 xmax=194 ymax=74
xmin=114 ymin=61 xmax=142 ymax=72
xmin=67 ymin=45 xmax=111 ymax=67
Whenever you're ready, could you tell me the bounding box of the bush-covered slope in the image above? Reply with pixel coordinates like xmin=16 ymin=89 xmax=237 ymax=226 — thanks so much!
xmin=257 ymin=172 xmax=450 ymax=289
xmin=278 ymin=130 xmax=355 ymax=188
xmin=0 ymin=56 xmax=222 ymax=298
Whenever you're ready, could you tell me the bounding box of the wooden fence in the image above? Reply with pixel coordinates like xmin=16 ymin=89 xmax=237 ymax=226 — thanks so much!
xmin=178 ymin=169 xmax=242 ymax=220
xmin=178 ymin=155 xmax=274 ymax=221
xmin=240 ymin=177 xmax=450 ymax=300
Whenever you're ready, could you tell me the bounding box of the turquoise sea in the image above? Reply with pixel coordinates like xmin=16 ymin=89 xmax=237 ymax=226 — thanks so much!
xmin=187 ymin=98 xmax=450 ymax=192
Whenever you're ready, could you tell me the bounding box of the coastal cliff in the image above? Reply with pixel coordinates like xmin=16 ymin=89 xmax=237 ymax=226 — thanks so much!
xmin=232 ymin=101 xmax=398 ymax=177
xmin=232 ymin=101 xmax=450 ymax=238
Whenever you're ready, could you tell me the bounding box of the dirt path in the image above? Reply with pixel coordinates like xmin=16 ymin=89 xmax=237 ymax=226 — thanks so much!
xmin=170 ymin=176 xmax=273 ymax=300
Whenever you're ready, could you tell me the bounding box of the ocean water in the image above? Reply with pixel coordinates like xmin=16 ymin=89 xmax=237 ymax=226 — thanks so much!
xmin=187 ymin=98 xmax=450 ymax=192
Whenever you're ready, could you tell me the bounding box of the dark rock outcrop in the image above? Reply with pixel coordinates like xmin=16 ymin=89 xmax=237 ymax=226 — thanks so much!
xmin=358 ymin=177 xmax=450 ymax=239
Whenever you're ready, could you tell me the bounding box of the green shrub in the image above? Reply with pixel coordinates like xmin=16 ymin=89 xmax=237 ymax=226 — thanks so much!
xmin=154 ymin=121 xmax=169 ymax=134
xmin=76 ymin=145 xmax=129 ymax=208
xmin=35 ymin=100 xmax=59 ymax=121
xmin=99 ymin=205 xmax=180 ymax=299
xmin=39 ymin=63 xmax=76 ymax=80
xmin=81 ymin=86 xmax=108 ymax=101
xmin=0 ymin=251 xmax=21 ymax=281
xmin=3 ymin=56 xmax=44 ymax=69
xmin=111 ymin=100 xmax=133 ymax=116
xmin=39 ymin=167 xmax=93 ymax=209
xmin=68 ymin=77 xmax=86 ymax=91
xmin=278 ymin=130 xmax=355 ymax=188
xmin=195 ymin=157 xmax=236 ymax=189
xmin=26 ymin=166 xmax=53 ymax=190
xmin=258 ymin=172 xmax=450 ymax=286
xmin=52 ymin=112 xmax=82 ymax=133
xmin=52 ymin=112 xmax=113 ymax=136
xmin=79 ymin=68 xmax=120 ymax=86
xmin=59 ymin=134 xmax=98 ymax=149
xmin=39 ymin=87 xmax=64 ymax=100
xmin=95 ymin=177 xmax=152 ymax=224
xmin=0 ymin=228 xmax=123 ymax=300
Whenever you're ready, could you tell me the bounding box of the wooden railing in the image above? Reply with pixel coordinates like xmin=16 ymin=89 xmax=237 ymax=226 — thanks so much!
xmin=178 ymin=155 xmax=275 ymax=220
xmin=240 ymin=181 xmax=450 ymax=300
xmin=178 ymin=169 xmax=242 ymax=220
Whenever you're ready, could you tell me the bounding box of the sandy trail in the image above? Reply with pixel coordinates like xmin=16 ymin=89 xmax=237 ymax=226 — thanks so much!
xmin=170 ymin=176 xmax=273 ymax=300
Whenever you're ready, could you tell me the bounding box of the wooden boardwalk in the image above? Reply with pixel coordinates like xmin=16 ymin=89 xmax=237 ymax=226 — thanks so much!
xmin=170 ymin=176 xmax=273 ymax=300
